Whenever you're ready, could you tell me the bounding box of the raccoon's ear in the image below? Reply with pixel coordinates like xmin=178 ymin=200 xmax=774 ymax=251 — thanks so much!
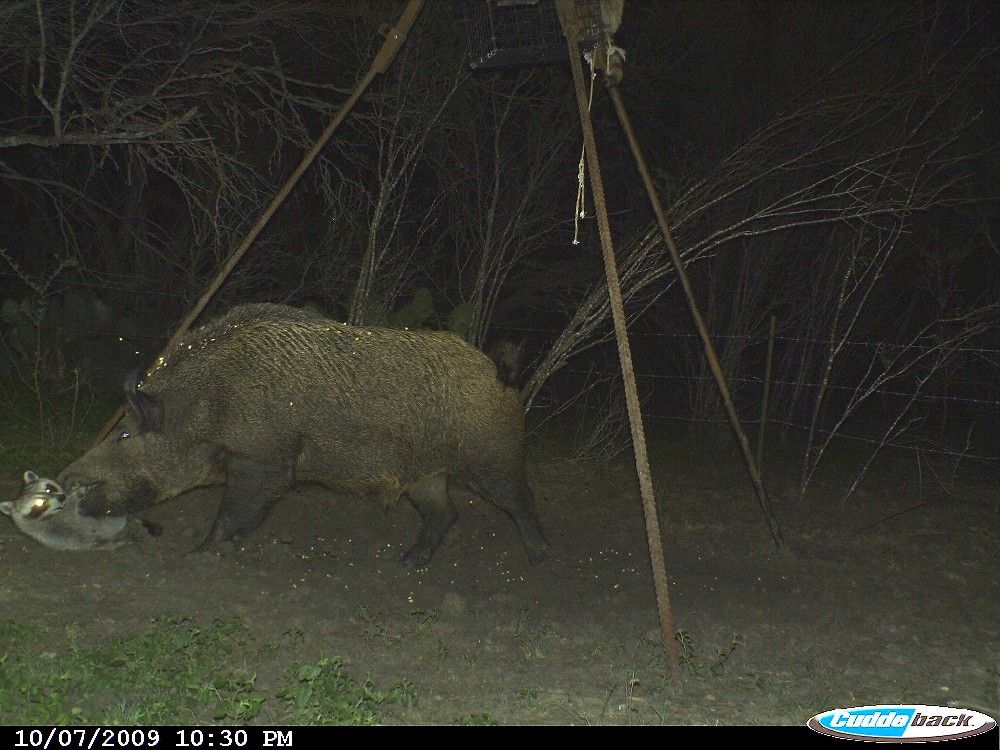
xmin=0 ymin=500 xmax=12 ymax=516
xmin=124 ymin=369 xmax=164 ymax=433
xmin=23 ymin=470 xmax=39 ymax=484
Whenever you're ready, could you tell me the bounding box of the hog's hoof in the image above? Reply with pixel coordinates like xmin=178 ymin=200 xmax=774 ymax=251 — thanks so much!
xmin=192 ymin=538 xmax=212 ymax=553
xmin=191 ymin=534 xmax=223 ymax=554
xmin=401 ymin=544 xmax=433 ymax=569
xmin=526 ymin=546 xmax=549 ymax=566
xmin=189 ymin=539 xmax=236 ymax=557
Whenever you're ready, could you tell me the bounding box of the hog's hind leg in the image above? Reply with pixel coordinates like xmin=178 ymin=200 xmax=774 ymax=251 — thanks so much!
xmin=401 ymin=474 xmax=457 ymax=568
xmin=477 ymin=473 xmax=549 ymax=566
xmin=198 ymin=455 xmax=291 ymax=549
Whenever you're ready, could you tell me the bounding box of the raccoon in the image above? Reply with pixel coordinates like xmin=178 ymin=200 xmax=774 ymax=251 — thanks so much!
xmin=1 ymin=471 xmax=152 ymax=551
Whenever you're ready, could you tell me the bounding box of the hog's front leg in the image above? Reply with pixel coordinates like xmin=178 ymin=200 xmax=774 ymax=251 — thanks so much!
xmin=198 ymin=455 xmax=290 ymax=549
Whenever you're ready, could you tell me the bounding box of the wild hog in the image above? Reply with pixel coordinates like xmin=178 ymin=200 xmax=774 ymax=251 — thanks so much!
xmin=56 ymin=303 xmax=548 ymax=567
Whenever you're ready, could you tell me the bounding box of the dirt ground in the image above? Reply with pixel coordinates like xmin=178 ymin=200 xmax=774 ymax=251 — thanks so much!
xmin=1 ymin=443 xmax=997 ymax=725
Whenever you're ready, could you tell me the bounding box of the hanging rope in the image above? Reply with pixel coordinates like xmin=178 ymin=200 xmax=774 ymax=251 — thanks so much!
xmin=571 ymin=63 xmax=597 ymax=246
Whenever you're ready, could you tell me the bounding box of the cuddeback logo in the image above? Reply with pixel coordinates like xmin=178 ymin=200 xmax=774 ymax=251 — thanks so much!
xmin=808 ymin=705 xmax=996 ymax=742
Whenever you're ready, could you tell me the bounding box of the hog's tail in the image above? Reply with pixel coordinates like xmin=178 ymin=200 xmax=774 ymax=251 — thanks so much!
xmin=487 ymin=340 xmax=525 ymax=389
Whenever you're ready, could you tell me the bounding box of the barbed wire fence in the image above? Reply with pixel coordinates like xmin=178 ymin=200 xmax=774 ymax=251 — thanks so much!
xmin=490 ymin=321 xmax=999 ymax=477
xmin=1 ymin=272 xmax=997 ymax=477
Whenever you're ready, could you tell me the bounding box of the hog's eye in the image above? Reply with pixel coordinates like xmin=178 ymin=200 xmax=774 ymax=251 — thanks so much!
xmin=118 ymin=430 xmax=132 ymax=442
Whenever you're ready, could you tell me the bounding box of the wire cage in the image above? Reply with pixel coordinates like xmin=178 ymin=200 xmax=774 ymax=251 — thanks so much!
xmin=465 ymin=0 xmax=608 ymax=71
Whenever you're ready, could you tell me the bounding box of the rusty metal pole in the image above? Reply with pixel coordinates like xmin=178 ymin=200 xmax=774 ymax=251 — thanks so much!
xmin=606 ymin=84 xmax=785 ymax=550
xmin=555 ymin=1 xmax=681 ymax=683
xmin=88 ymin=0 xmax=426 ymax=450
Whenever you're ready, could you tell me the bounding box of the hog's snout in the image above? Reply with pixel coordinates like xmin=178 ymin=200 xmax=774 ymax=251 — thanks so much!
xmin=56 ymin=475 xmax=109 ymax=516
xmin=57 ymin=474 xmax=91 ymax=494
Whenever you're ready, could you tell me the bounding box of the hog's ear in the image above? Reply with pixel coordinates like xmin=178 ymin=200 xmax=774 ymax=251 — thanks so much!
xmin=124 ymin=369 xmax=164 ymax=432
xmin=0 ymin=500 xmax=12 ymax=516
